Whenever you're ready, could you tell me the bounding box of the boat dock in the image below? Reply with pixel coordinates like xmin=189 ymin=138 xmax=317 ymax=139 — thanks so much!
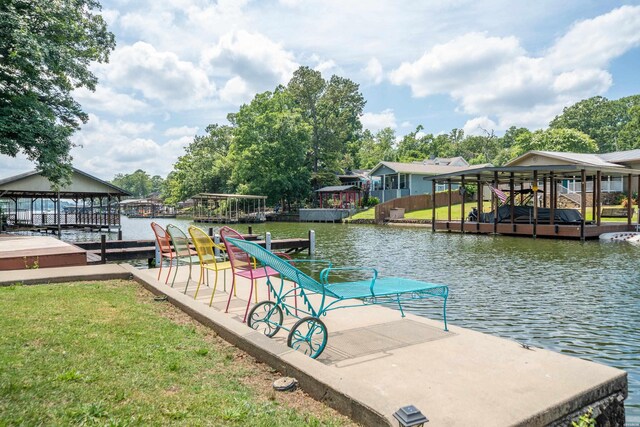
xmin=0 ymin=264 xmax=627 ymax=426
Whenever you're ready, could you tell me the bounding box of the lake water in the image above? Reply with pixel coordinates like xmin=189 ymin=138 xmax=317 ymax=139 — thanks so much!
xmin=54 ymin=217 xmax=640 ymax=418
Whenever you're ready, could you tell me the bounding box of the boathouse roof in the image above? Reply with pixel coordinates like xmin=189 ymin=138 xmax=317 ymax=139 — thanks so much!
xmin=0 ymin=168 xmax=130 ymax=198
xmin=315 ymin=185 xmax=360 ymax=193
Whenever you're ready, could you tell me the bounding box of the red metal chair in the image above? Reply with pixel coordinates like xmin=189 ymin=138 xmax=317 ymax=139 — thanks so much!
xmin=219 ymin=226 xmax=296 ymax=323
xmin=150 ymin=222 xmax=174 ymax=284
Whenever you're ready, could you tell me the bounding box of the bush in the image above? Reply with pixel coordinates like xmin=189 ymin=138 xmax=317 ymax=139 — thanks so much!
xmin=365 ymin=196 xmax=379 ymax=207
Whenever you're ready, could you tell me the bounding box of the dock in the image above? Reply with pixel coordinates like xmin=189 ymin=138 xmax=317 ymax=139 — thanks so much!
xmin=0 ymin=264 xmax=627 ymax=426
xmin=0 ymin=235 xmax=87 ymax=270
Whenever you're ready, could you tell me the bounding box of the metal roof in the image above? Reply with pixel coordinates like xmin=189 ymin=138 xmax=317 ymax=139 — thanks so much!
xmin=506 ymin=151 xmax=622 ymax=168
xmin=315 ymin=185 xmax=360 ymax=192
xmin=193 ymin=193 xmax=267 ymax=200
xmin=370 ymin=161 xmax=490 ymax=176
xmin=0 ymin=168 xmax=130 ymax=198
xmin=599 ymin=149 xmax=640 ymax=163
xmin=424 ymin=164 xmax=640 ymax=183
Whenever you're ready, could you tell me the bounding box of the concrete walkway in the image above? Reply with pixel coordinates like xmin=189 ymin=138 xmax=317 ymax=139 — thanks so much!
xmin=2 ymin=263 xmax=627 ymax=426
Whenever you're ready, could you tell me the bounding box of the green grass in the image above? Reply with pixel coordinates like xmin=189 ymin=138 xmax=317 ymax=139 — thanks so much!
xmin=0 ymin=281 xmax=353 ymax=426
xmin=347 ymin=208 xmax=375 ymax=220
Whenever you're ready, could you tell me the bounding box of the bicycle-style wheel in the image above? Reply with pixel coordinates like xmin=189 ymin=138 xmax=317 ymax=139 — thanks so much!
xmin=247 ymin=301 xmax=283 ymax=338
xmin=286 ymin=316 xmax=328 ymax=359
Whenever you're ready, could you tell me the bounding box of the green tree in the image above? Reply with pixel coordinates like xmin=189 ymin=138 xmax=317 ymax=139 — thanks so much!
xmin=550 ymin=95 xmax=640 ymax=152
xmin=287 ymin=66 xmax=365 ymax=176
xmin=0 ymin=0 xmax=115 ymax=184
xmin=164 ymin=124 xmax=233 ymax=204
xmin=524 ymin=128 xmax=598 ymax=153
xmin=228 ymin=88 xmax=311 ymax=205
xmin=357 ymin=128 xmax=397 ymax=168
xmin=618 ymin=105 xmax=640 ymax=149
xmin=396 ymin=126 xmax=433 ymax=162
xmin=112 ymin=169 xmax=153 ymax=198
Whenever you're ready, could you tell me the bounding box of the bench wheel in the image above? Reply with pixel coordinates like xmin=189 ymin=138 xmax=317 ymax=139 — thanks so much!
xmin=247 ymin=301 xmax=283 ymax=338
xmin=287 ymin=316 xmax=328 ymax=359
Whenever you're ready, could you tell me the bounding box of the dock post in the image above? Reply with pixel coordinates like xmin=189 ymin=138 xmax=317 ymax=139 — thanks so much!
xmin=154 ymin=238 xmax=160 ymax=267
xmin=248 ymin=226 xmax=253 ymax=235
xmin=214 ymin=234 xmax=221 ymax=258
xmin=265 ymin=232 xmax=271 ymax=251
xmin=118 ymin=229 xmax=122 ymax=240
xmin=309 ymin=230 xmax=316 ymax=255
xmin=208 ymin=227 xmax=213 ymax=237
xmin=100 ymin=234 xmax=106 ymax=264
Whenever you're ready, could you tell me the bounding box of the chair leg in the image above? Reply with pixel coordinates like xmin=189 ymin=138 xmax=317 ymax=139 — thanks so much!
xmin=243 ymin=280 xmax=255 ymax=323
xmin=223 ymin=275 xmax=235 ymax=310
xmin=193 ymin=266 xmax=203 ymax=298
xmin=170 ymin=258 xmax=179 ymax=288
xmin=254 ymin=279 xmax=258 ymax=303
xmin=165 ymin=256 xmax=173 ymax=285
xmin=210 ymin=269 xmax=219 ymax=305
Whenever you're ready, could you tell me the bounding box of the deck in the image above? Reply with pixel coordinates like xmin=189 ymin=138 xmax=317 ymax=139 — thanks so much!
xmin=434 ymin=220 xmax=636 ymax=239
xmin=0 ymin=235 xmax=87 ymax=270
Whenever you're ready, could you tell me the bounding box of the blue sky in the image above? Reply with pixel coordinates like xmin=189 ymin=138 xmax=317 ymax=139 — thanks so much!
xmin=2 ymin=0 xmax=640 ymax=179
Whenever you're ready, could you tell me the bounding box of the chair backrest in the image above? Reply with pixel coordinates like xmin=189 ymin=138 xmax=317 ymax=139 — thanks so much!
xmin=166 ymin=224 xmax=191 ymax=257
xmin=219 ymin=226 xmax=251 ymax=271
xmin=225 ymin=237 xmax=325 ymax=295
xmin=188 ymin=226 xmax=215 ymax=266
xmin=150 ymin=222 xmax=172 ymax=253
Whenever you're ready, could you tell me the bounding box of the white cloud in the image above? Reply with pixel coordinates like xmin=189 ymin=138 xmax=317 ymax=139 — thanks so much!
xmin=202 ymin=30 xmax=298 ymax=90
xmin=463 ymin=117 xmax=498 ymax=136
xmin=389 ymin=6 xmax=640 ymax=129
xmin=105 ymin=42 xmax=214 ymax=107
xmin=361 ymin=109 xmax=397 ymax=132
xmin=164 ymin=126 xmax=199 ymax=138
xmin=546 ymin=5 xmax=640 ymax=70
xmin=219 ymin=76 xmax=252 ymax=106
xmin=74 ymin=86 xmax=148 ymax=116
xmin=314 ymin=59 xmax=337 ymax=75
xmin=363 ymin=58 xmax=383 ymax=84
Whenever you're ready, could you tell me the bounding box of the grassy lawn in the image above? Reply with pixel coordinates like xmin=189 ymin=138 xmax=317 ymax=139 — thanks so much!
xmin=347 ymin=208 xmax=375 ymax=220
xmin=0 ymin=281 xmax=354 ymax=426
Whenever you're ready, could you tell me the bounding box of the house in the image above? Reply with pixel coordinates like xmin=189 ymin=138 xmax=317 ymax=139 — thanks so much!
xmin=369 ymin=159 xmax=490 ymax=202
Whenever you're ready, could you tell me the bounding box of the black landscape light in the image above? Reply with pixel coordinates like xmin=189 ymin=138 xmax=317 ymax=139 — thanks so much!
xmin=393 ymin=405 xmax=428 ymax=426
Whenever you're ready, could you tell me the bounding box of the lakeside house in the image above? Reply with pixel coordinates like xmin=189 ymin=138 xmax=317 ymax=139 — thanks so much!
xmin=369 ymin=157 xmax=490 ymax=202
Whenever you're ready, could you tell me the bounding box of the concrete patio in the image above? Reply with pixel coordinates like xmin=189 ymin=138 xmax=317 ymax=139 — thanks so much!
xmin=1 ymin=263 xmax=627 ymax=426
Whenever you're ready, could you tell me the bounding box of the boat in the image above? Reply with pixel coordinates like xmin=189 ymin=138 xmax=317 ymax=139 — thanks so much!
xmin=598 ymin=232 xmax=640 ymax=243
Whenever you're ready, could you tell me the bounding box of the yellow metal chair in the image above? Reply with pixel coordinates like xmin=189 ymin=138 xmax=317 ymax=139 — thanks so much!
xmin=188 ymin=226 xmax=233 ymax=305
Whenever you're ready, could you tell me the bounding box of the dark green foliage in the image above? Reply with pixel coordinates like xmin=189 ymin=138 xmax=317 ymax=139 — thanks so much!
xmin=0 ymin=0 xmax=115 ymax=185
xmin=112 ymin=169 xmax=165 ymax=198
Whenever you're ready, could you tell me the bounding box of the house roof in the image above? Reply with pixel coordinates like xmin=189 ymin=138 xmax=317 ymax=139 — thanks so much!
xmin=506 ymin=151 xmax=622 ymax=168
xmin=599 ymin=149 xmax=640 ymax=164
xmin=315 ymin=185 xmax=360 ymax=193
xmin=0 ymin=168 xmax=130 ymax=198
xmin=370 ymin=161 xmax=489 ymax=176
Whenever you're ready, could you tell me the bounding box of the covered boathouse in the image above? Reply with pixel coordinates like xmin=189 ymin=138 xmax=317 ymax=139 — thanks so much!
xmin=0 ymin=168 xmax=130 ymax=236
xmin=425 ymin=150 xmax=640 ymax=240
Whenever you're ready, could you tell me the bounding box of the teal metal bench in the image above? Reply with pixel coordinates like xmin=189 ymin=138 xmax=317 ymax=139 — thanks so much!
xmin=226 ymin=238 xmax=449 ymax=359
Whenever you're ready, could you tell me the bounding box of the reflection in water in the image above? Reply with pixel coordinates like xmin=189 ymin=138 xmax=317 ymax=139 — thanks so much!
xmin=50 ymin=218 xmax=640 ymax=417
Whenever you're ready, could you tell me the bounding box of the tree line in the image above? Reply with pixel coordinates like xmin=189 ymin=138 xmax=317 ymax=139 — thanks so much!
xmin=153 ymin=66 xmax=640 ymax=206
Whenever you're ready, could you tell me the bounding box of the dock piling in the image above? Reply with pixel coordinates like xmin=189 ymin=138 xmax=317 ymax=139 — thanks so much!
xmin=309 ymin=230 xmax=316 ymax=255
xmin=265 ymin=232 xmax=272 ymax=251
xmin=100 ymin=235 xmax=106 ymax=264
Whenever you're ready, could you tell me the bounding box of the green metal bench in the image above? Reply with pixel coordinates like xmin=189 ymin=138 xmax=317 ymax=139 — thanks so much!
xmin=226 ymin=237 xmax=449 ymax=359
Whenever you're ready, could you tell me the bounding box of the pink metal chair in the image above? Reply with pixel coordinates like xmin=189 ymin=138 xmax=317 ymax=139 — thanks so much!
xmin=150 ymin=222 xmax=174 ymax=284
xmin=219 ymin=226 xmax=296 ymax=323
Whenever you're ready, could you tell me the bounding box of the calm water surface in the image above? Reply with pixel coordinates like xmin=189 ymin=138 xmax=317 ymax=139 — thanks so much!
xmin=58 ymin=217 xmax=640 ymax=418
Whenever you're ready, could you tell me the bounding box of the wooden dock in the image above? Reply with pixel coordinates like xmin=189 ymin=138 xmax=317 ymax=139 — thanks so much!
xmin=75 ymin=235 xmax=312 ymax=264
xmin=0 ymin=235 xmax=87 ymax=270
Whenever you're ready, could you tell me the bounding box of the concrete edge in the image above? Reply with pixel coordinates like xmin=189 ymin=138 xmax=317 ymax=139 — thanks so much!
xmin=119 ymin=264 xmax=389 ymax=427
xmin=0 ymin=265 xmax=132 ymax=286
xmin=518 ymin=371 xmax=628 ymax=426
